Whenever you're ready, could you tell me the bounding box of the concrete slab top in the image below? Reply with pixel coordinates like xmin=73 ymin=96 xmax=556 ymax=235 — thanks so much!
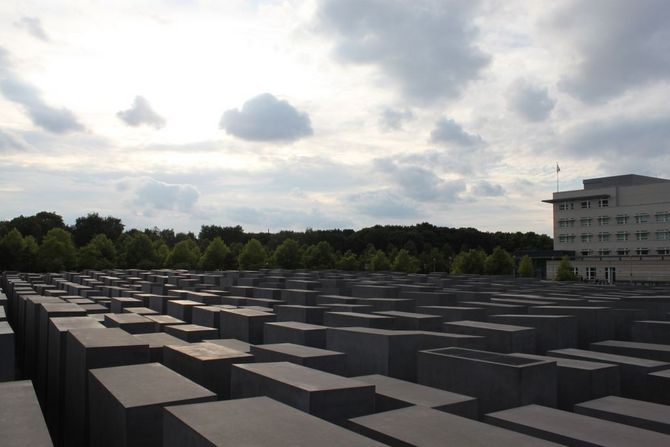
xmin=253 ymin=343 xmax=342 ymax=358
xmin=576 ymin=396 xmax=670 ymax=425
xmin=510 ymin=353 xmax=617 ymax=371
xmin=235 ymin=362 xmax=371 ymax=391
xmin=168 ymin=324 xmax=217 ymax=333
xmin=549 ymin=348 xmax=670 ymax=368
xmin=104 ymin=313 xmax=152 ymax=324
xmin=350 ymin=405 xmax=560 ymax=446
xmin=68 ymin=327 xmax=148 ymax=348
xmin=649 ymin=368 xmax=670 ymax=378
xmin=374 ymin=311 xmax=441 ymax=319
xmin=355 ymin=374 xmax=475 ymax=407
xmin=145 ymin=315 xmax=185 ymax=324
xmin=0 ymin=321 xmax=15 ymax=334
xmin=326 ymin=312 xmax=394 ymax=319
xmin=50 ymin=316 xmax=103 ymax=331
xmin=164 ymin=397 xmax=386 ymax=446
xmin=486 ymin=404 xmax=670 ymax=447
xmin=205 ymin=339 xmax=252 ymax=352
xmin=133 ymin=332 xmax=190 ymax=348
xmin=592 ymin=340 xmax=670 ymax=352
xmin=446 ymin=320 xmax=534 ymax=332
xmin=0 ymin=381 xmax=53 ymax=447
xmin=167 ymin=342 xmax=253 ymax=360
xmin=266 ymin=321 xmax=326 ymax=330
xmin=89 ymin=362 xmax=215 ymax=408
xmin=221 ymin=308 xmax=273 ymax=317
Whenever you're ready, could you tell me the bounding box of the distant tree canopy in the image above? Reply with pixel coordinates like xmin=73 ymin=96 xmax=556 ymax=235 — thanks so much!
xmin=0 ymin=211 xmax=553 ymax=273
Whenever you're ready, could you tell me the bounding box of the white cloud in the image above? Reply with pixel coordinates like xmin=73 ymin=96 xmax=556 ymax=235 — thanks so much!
xmin=117 ymin=96 xmax=166 ymax=129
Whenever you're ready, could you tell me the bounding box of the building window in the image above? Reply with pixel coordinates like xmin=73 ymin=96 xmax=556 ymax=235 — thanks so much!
xmin=598 ymin=199 xmax=609 ymax=207
xmin=656 ymin=230 xmax=670 ymax=240
xmin=571 ymin=267 xmax=579 ymax=276
xmin=585 ymin=267 xmax=596 ymax=280
xmin=597 ymin=248 xmax=610 ymax=256
xmin=597 ymin=216 xmax=610 ymax=226
xmin=635 ymin=213 xmax=649 ymax=224
xmin=580 ymin=218 xmax=592 ymax=227
xmin=580 ymin=233 xmax=593 ymax=243
xmin=616 ymin=231 xmax=629 ymax=241
xmin=558 ymin=218 xmax=575 ymax=228
xmin=657 ymin=248 xmax=670 ymax=255
xmin=558 ymin=202 xmax=574 ymax=211
xmin=636 ymin=248 xmax=649 ymax=255
xmin=598 ymin=232 xmax=610 ymax=242
xmin=580 ymin=249 xmax=593 ymax=256
xmin=616 ymin=248 xmax=630 ymax=256
xmin=656 ymin=212 xmax=670 ymax=223
xmin=616 ymin=215 xmax=629 ymax=225
xmin=581 ymin=200 xmax=592 ymax=209
xmin=635 ymin=231 xmax=649 ymax=241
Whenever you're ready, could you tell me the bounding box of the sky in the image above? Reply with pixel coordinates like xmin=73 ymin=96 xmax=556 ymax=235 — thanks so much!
xmin=1 ymin=0 xmax=669 ymax=235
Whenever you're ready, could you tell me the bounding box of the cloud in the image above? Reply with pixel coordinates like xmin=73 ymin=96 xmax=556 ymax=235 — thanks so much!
xmin=133 ymin=178 xmax=199 ymax=213
xmin=429 ymin=118 xmax=484 ymax=147
xmin=116 ymin=96 xmax=166 ymax=129
xmin=379 ymin=107 xmax=413 ymax=131
xmin=219 ymin=93 xmax=313 ymax=142
xmin=375 ymin=158 xmax=466 ymax=202
xmin=0 ymin=129 xmax=30 ymax=151
xmin=563 ymin=114 xmax=670 ymax=162
xmin=316 ymin=0 xmax=489 ymax=104
xmin=471 ymin=180 xmax=505 ymax=197
xmin=0 ymin=47 xmax=84 ymax=133
xmin=15 ymin=17 xmax=49 ymax=41
xmin=347 ymin=189 xmax=422 ymax=219
xmin=507 ymin=80 xmax=555 ymax=122
xmin=546 ymin=0 xmax=670 ymax=103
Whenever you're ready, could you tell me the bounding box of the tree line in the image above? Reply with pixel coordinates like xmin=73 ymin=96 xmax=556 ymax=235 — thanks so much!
xmin=0 ymin=211 xmax=550 ymax=274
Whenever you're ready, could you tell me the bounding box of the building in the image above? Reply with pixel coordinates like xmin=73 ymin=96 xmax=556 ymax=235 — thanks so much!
xmin=543 ymin=174 xmax=670 ymax=283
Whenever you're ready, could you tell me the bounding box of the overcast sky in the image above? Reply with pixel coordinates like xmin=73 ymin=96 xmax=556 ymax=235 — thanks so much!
xmin=1 ymin=0 xmax=669 ymax=235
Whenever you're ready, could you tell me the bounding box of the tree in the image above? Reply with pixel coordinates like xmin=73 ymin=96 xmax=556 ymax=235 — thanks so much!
xmin=21 ymin=235 xmax=39 ymax=272
xmin=199 ymin=237 xmax=230 ymax=270
xmin=238 ymin=238 xmax=267 ymax=270
xmin=167 ymin=239 xmax=201 ymax=269
xmin=370 ymin=250 xmax=391 ymax=271
xmin=121 ymin=232 xmax=158 ymax=269
xmin=451 ymin=248 xmax=486 ymax=274
xmin=0 ymin=228 xmax=25 ymax=270
xmin=302 ymin=241 xmax=336 ymax=269
xmin=38 ymin=228 xmax=77 ymax=272
xmin=9 ymin=211 xmax=65 ymax=242
xmin=518 ymin=255 xmax=535 ymax=277
xmin=484 ymin=246 xmax=515 ymax=275
xmin=336 ymin=250 xmax=359 ymax=270
xmin=77 ymin=234 xmax=117 ymax=270
xmin=273 ymin=238 xmax=303 ymax=269
xmin=555 ymin=256 xmax=577 ymax=281
xmin=392 ymin=249 xmax=420 ymax=273
xmin=72 ymin=213 xmax=124 ymax=246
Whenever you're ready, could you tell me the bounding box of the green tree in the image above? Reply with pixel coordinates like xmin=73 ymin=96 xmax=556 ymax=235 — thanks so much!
xmin=21 ymin=235 xmax=39 ymax=272
xmin=0 ymin=228 xmax=25 ymax=270
xmin=302 ymin=241 xmax=336 ymax=269
xmin=484 ymin=246 xmax=515 ymax=275
xmin=121 ymin=232 xmax=158 ymax=269
xmin=272 ymin=238 xmax=303 ymax=269
xmin=451 ymin=248 xmax=486 ymax=274
xmin=154 ymin=239 xmax=170 ymax=268
xmin=370 ymin=250 xmax=391 ymax=271
xmin=38 ymin=228 xmax=77 ymax=272
xmin=518 ymin=255 xmax=535 ymax=277
xmin=72 ymin=213 xmax=124 ymax=246
xmin=392 ymin=249 xmax=420 ymax=273
xmin=77 ymin=234 xmax=117 ymax=270
xmin=199 ymin=237 xmax=230 ymax=270
xmin=167 ymin=239 xmax=201 ymax=269
xmin=336 ymin=250 xmax=359 ymax=270
xmin=555 ymin=256 xmax=577 ymax=281
xmin=238 ymin=238 xmax=267 ymax=270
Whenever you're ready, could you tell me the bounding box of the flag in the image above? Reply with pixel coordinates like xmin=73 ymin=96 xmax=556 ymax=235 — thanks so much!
xmin=556 ymin=163 xmax=561 ymax=173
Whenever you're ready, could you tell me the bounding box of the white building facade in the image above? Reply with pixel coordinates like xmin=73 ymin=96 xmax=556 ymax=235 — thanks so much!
xmin=544 ymin=174 xmax=670 ymax=283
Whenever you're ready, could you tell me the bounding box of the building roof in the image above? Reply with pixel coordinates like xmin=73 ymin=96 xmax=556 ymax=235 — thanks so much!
xmin=583 ymin=174 xmax=670 ymax=189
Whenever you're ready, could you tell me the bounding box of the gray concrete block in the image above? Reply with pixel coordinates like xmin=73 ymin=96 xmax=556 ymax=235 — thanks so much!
xmin=348 ymin=405 xmax=560 ymax=447
xmin=354 ymin=374 xmax=478 ymax=418
xmin=103 ymin=313 xmax=155 ymax=334
xmin=590 ymin=340 xmax=670 ymax=362
xmin=0 ymin=380 xmax=53 ymax=447
xmin=0 ymin=321 xmax=15 ymax=382
xmin=488 ymin=314 xmax=578 ymax=353
xmin=166 ymin=299 xmax=202 ymax=323
xmin=164 ymin=323 xmax=218 ymax=342
xmin=163 ymin=396 xmax=386 ymax=446
xmin=231 ymin=362 xmax=375 ymax=423
xmin=133 ymin=332 xmax=189 ymax=363
xmin=276 ymin=304 xmax=326 ymax=324
xmin=575 ymin=396 xmax=670 ymax=435
xmin=374 ymin=310 xmax=443 ymax=331
xmin=219 ymin=308 xmax=276 ymax=343
xmin=632 ymin=320 xmax=670 ymax=344
xmin=529 ymin=306 xmax=614 ymax=348
xmin=163 ymin=342 xmax=254 ymax=399
xmin=264 ymin=321 xmax=328 ymax=348
xmin=88 ymin=362 xmax=216 ymax=447
xmin=416 ymin=305 xmax=488 ymax=322
xmin=251 ymin=343 xmax=346 ymax=375
xmin=647 ymin=368 xmax=670 ymax=405
xmin=324 ymin=311 xmax=395 ymax=329
xmin=443 ymin=320 xmax=536 ymax=353
xmin=418 ymin=347 xmax=557 ymax=415
xmin=485 ymin=404 xmax=670 ymax=447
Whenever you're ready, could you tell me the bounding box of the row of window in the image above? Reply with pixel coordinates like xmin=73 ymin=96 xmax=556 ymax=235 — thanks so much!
xmin=558 ymin=213 xmax=670 ymax=227
xmin=579 ymin=248 xmax=670 ymax=256
xmin=559 ymin=231 xmax=670 ymax=243
xmin=558 ymin=199 xmax=610 ymax=210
